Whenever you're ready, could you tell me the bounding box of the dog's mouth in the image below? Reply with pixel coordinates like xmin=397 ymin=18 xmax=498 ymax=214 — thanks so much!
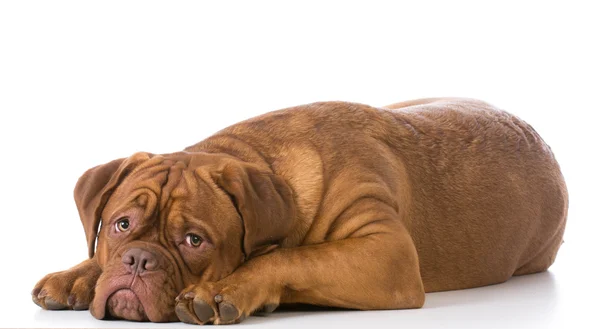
xmin=90 ymin=245 xmax=184 ymax=322
xmin=106 ymin=289 xmax=148 ymax=321
xmin=90 ymin=270 xmax=181 ymax=322
xmin=91 ymin=283 xmax=152 ymax=322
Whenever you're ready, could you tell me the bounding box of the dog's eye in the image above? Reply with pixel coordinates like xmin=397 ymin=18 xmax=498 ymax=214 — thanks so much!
xmin=185 ymin=234 xmax=202 ymax=247
xmin=115 ymin=218 xmax=130 ymax=232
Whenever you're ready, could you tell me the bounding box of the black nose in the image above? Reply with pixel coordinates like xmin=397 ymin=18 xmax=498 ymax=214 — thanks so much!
xmin=122 ymin=248 xmax=158 ymax=274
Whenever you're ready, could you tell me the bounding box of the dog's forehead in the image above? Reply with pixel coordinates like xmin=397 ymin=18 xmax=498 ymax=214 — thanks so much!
xmin=107 ymin=154 xmax=216 ymax=217
xmin=101 ymin=157 xmax=171 ymax=217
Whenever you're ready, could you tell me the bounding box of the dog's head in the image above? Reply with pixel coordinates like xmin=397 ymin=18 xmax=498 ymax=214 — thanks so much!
xmin=74 ymin=152 xmax=295 ymax=321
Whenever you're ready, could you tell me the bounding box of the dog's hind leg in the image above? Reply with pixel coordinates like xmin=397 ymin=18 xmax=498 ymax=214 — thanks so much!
xmin=513 ymin=232 xmax=564 ymax=276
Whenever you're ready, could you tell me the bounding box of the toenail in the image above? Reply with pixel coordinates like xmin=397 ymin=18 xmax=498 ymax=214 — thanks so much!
xmin=37 ymin=290 xmax=48 ymax=299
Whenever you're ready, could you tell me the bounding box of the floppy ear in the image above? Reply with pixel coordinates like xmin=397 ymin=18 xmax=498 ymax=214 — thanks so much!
xmin=212 ymin=161 xmax=296 ymax=259
xmin=74 ymin=152 xmax=151 ymax=258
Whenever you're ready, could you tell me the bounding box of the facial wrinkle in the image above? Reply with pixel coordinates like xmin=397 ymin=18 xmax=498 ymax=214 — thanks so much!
xmin=157 ymin=161 xmax=186 ymax=248
xmin=155 ymin=161 xmax=190 ymax=291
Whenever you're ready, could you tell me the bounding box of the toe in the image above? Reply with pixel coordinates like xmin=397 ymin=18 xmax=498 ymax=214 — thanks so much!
xmin=67 ymin=295 xmax=76 ymax=307
xmin=44 ymin=297 xmax=67 ymax=310
xmin=263 ymin=303 xmax=278 ymax=313
xmin=68 ymin=295 xmax=89 ymax=310
xmin=193 ymin=298 xmax=215 ymax=323
xmin=31 ymin=287 xmax=42 ymax=297
xmin=175 ymin=301 xmax=199 ymax=325
xmin=69 ymin=276 xmax=96 ymax=309
xmin=218 ymin=302 xmax=240 ymax=323
xmin=32 ymin=296 xmax=42 ymax=308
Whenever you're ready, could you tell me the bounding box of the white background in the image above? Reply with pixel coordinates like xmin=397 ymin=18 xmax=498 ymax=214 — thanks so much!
xmin=1 ymin=1 xmax=598 ymax=328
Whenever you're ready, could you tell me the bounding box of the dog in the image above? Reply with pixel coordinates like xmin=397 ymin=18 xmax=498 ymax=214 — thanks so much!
xmin=32 ymin=98 xmax=568 ymax=324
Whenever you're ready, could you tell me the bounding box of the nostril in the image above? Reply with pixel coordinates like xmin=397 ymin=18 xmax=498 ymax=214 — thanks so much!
xmin=122 ymin=254 xmax=134 ymax=266
xmin=122 ymin=248 xmax=159 ymax=273
xmin=122 ymin=248 xmax=143 ymax=274
xmin=138 ymin=251 xmax=158 ymax=272
xmin=145 ymin=258 xmax=157 ymax=271
xmin=139 ymin=258 xmax=147 ymax=271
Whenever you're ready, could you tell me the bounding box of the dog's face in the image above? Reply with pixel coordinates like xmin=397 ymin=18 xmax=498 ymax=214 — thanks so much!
xmin=75 ymin=152 xmax=295 ymax=322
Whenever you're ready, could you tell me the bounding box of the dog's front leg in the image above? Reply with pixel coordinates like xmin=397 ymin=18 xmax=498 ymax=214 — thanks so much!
xmin=32 ymin=258 xmax=102 ymax=310
xmin=174 ymin=201 xmax=425 ymax=325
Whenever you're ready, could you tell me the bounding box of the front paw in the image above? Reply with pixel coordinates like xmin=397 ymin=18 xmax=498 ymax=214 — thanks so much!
xmin=32 ymin=259 xmax=101 ymax=311
xmin=174 ymin=281 xmax=278 ymax=325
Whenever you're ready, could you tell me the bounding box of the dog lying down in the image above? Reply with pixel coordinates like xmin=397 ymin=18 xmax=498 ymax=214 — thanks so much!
xmin=32 ymin=98 xmax=567 ymax=324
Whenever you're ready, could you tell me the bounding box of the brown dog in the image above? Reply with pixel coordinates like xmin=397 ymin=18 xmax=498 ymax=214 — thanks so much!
xmin=32 ymin=98 xmax=567 ymax=324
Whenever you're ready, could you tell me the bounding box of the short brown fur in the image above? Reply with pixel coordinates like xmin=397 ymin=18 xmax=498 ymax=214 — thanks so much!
xmin=32 ymin=98 xmax=567 ymax=324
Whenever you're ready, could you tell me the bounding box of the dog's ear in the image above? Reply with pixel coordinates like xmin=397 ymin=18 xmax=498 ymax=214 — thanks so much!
xmin=74 ymin=152 xmax=151 ymax=258
xmin=212 ymin=161 xmax=296 ymax=259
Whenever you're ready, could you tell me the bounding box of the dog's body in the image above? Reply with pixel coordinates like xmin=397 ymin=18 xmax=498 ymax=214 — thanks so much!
xmin=33 ymin=98 xmax=567 ymax=324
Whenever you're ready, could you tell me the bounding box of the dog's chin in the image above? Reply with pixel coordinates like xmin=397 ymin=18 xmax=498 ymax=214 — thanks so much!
xmin=106 ymin=289 xmax=148 ymax=321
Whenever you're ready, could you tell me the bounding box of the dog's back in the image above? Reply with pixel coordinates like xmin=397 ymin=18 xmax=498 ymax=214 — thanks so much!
xmin=191 ymin=98 xmax=568 ymax=293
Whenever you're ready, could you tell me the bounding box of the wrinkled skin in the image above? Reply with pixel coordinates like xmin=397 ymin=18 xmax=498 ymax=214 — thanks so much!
xmin=33 ymin=99 xmax=568 ymax=325
xmin=89 ymin=154 xmax=248 ymax=322
xmin=34 ymin=152 xmax=259 ymax=322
